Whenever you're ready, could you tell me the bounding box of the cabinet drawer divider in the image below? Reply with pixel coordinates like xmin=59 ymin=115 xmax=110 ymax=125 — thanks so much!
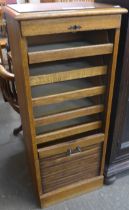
xmin=36 ymin=120 xmax=102 ymax=144
xmin=32 ymin=85 xmax=106 ymax=106
xmin=35 ymin=104 xmax=104 ymax=127
xmin=30 ymin=65 xmax=107 ymax=86
xmin=28 ymin=43 xmax=113 ymax=64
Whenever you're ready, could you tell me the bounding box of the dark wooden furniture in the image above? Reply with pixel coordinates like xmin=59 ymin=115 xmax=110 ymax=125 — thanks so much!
xmin=96 ymin=0 xmax=129 ymax=184
xmin=4 ymin=2 xmax=126 ymax=208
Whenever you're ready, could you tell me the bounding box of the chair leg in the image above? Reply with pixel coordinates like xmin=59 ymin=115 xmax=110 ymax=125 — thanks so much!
xmin=7 ymin=54 xmax=12 ymax=73
xmin=0 ymin=45 xmax=4 ymax=65
xmin=13 ymin=125 xmax=22 ymax=136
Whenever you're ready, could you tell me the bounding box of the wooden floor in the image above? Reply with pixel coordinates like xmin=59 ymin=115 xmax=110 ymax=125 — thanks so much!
xmin=0 ymin=91 xmax=129 ymax=210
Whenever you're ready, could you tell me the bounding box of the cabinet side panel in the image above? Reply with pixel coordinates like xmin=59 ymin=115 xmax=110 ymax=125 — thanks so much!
xmin=101 ymin=28 xmax=121 ymax=174
xmin=5 ymin=14 xmax=42 ymax=197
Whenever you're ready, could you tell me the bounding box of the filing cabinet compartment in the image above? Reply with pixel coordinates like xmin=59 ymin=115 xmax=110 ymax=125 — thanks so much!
xmin=38 ymin=137 xmax=103 ymax=193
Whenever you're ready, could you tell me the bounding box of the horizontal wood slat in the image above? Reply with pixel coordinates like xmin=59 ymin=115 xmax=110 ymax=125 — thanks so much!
xmin=32 ymin=85 xmax=106 ymax=106
xmin=35 ymin=104 xmax=104 ymax=127
xmin=29 ymin=43 xmax=113 ymax=64
xmin=41 ymin=168 xmax=100 ymax=193
xmin=30 ymin=65 xmax=107 ymax=86
xmin=36 ymin=120 xmax=102 ymax=144
xmin=38 ymin=133 xmax=105 ymax=158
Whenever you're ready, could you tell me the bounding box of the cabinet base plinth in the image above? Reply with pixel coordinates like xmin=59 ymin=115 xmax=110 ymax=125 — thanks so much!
xmin=40 ymin=176 xmax=103 ymax=208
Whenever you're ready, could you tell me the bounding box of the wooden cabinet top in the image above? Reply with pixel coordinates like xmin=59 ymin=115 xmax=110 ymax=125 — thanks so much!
xmin=4 ymin=2 xmax=127 ymax=20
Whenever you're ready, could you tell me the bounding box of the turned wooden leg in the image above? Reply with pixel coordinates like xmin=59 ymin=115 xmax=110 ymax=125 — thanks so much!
xmin=13 ymin=125 xmax=22 ymax=136
xmin=7 ymin=56 xmax=12 ymax=73
xmin=0 ymin=45 xmax=4 ymax=66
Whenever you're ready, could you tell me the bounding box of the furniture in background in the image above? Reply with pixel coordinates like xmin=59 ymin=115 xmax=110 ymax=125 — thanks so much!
xmin=0 ymin=64 xmax=19 ymax=112
xmin=5 ymin=2 xmax=126 ymax=208
xmin=0 ymin=0 xmax=22 ymax=135
xmin=0 ymin=0 xmax=6 ymax=5
xmin=0 ymin=38 xmax=7 ymax=65
xmin=41 ymin=0 xmax=94 ymax=2
xmin=6 ymin=0 xmax=16 ymax=3
xmin=96 ymin=0 xmax=129 ymax=184
xmin=0 ymin=1 xmax=7 ymax=67
xmin=0 ymin=0 xmax=7 ymax=37
xmin=0 ymin=60 xmax=22 ymax=135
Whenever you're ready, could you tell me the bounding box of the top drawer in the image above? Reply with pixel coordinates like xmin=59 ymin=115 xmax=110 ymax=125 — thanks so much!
xmin=21 ymin=15 xmax=121 ymax=36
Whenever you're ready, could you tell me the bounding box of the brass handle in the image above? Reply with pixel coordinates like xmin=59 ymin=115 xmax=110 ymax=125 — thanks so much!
xmin=67 ymin=148 xmax=72 ymax=156
xmin=67 ymin=146 xmax=81 ymax=156
xmin=76 ymin=146 xmax=81 ymax=153
xmin=68 ymin=25 xmax=82 ymax=31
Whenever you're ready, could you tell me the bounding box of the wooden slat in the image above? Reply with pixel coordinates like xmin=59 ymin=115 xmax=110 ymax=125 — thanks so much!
xmin=35 ymin=104 xmax=104 ymax=127
xmin=42 ymin=168 xmax=101 ymax=194
xmin=30 ymin=65 xmax=107 ymax=86
xmin=36 ymin=120 xmax=102 ymax=144
xmin=40 ymin=176 xmax=103 ymax=208
xmin=38 ymin=133 xmax=105 ymax=158
xmin=29 ymin=43 xmax=113 ymax=64
xmin=32 ymin=85 xmax=105 ymax=107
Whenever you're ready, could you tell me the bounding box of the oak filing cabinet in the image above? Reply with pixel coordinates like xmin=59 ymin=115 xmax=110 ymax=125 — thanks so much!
xmin=4 ymin=2 xmax=127 ymax=207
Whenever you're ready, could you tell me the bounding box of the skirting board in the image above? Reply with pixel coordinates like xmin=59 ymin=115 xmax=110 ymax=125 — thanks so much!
xmin=40 ymin=176 xmax=104 ymax=208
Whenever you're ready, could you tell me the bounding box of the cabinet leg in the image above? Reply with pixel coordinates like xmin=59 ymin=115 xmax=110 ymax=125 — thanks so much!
xmin=104 ymin=175 xmax=116 ymax=185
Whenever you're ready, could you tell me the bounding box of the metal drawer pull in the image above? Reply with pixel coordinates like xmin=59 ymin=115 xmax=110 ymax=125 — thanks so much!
xmin=68 ymin=25 xmax=82 ymax=31
xmin=76 ymin=146 xmax=82 ymax=153
xmin=67 ymin=148 xmax=72 ymax=156
xmin=67 ymin=146 xmax=81 ymax=156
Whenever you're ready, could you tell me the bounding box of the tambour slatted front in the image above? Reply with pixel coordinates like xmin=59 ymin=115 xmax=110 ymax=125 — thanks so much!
xmin=5 ymin=2 xmax=127 ymax=208
xmin=39 ymin=143 xmax=102 ymax=193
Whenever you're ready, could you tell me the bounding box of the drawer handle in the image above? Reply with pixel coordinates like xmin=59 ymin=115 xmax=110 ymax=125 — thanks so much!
xmin=67 ymin=148 xmax=72 ymax=156
xmin=68 ymin=25 xmax=82 ymax=31
xmin=76 ymin=146 xmax=82 ymax=153
xmin=67 ymin=146 xmax=81 ymax=156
